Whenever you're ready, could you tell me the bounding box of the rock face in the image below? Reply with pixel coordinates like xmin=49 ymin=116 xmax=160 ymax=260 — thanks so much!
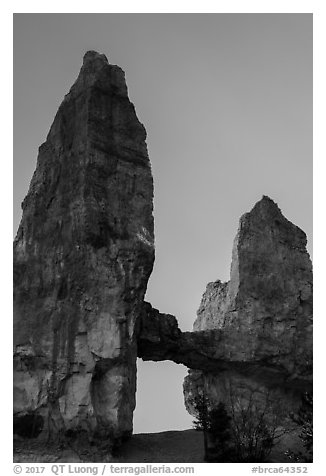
xmin=13 ymin=51 xmax=154 ymax=439
xmin=184 ymin=196 xmax=312 ymax=424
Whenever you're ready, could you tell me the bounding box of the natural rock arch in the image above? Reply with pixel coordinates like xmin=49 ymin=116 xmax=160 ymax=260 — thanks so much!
xmin=13 ymin=51 xmax=312 ymax=443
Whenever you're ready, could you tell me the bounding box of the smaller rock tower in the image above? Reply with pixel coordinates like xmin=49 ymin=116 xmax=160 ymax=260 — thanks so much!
xmin=185 ymin=196 xmax=312 ymax=422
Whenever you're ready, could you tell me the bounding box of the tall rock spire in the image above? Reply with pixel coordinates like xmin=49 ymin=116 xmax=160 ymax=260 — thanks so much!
xmin=14 ymin=51 xmax=154 ymax=439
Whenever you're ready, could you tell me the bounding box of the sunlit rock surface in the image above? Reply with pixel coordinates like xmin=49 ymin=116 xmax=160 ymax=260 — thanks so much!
xmin=13 ymin=51 xmax=154 ymax=439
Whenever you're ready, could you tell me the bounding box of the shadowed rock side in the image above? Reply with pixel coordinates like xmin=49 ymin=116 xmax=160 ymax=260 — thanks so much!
xmin=13 ymin=51 xmax=154 ymax=439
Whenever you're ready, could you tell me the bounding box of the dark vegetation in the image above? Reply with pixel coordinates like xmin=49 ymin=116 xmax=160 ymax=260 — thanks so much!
xmin=190 ymin=389 xmax=312 ymax=463
xmin=285 ymin=392 xmax=313 ymax=463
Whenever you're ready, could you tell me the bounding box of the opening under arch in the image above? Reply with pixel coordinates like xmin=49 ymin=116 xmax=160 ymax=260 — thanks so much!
xmin=133 ymin=359 xmax=193 ymax=434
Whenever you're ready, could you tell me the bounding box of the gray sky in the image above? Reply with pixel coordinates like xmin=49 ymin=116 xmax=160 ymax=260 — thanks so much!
xmin=13 ymin=13 xmax=312 ymax=433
